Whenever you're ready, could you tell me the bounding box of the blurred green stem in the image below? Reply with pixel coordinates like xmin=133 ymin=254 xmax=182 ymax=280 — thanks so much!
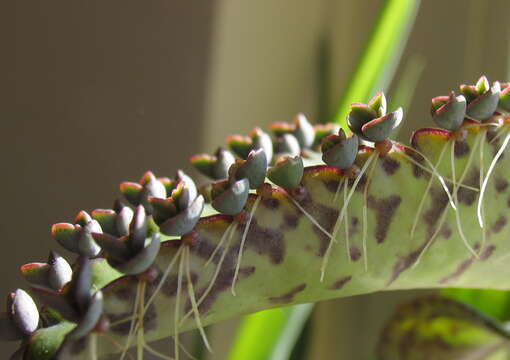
xmin=333 ymin=0 xmax=421 ymax=128
xmin=227 ymin=304 xmax=313 ymax=360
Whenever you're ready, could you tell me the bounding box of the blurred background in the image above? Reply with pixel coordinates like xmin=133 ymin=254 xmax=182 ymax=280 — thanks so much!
xmin=1 ymin=0 xmax=510 ymax=358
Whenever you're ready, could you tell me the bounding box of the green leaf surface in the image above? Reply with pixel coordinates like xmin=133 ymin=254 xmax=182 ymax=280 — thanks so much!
xmin=377 ymin=296 xmax=510 ymax=360
xmin=90 ymin=258 xmax=123 ymax=291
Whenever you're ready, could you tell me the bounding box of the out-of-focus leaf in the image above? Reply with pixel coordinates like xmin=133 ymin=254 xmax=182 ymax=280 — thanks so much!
xmin=442 ymin=288 xmax=510 ymax=322
xmin=377 ymin=296 xmax=510 ymax=360
xmin=227 ymin=304 xmax=313 ymax=360
xmin=389 ymin=54 xmax=426 ymax=138
xmin=389 ymin=55 xmax=426 ymax=114
xmin=268 ymin=304 xmax=314 ymax=360
xmin=317 ymin=35 xmax=331 ymax=123
xmin=333 ymin=0 xmax=421 ymax=129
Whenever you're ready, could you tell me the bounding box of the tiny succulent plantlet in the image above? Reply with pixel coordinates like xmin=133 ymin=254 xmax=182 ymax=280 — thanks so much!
xmin=4 ymin=75 xmax=510 ymax=359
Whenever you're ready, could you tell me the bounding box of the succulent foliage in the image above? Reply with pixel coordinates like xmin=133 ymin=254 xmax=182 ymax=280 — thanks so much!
xmin=4 ymin=76 xmax=510 ymax=359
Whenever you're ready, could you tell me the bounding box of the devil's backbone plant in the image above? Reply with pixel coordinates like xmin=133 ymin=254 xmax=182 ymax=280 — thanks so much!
xmin=2 ymin=76 xmax=510 ymax=359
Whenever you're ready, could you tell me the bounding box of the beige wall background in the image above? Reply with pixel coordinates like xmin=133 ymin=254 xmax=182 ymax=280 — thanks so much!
xmin=1 ymin=0 xmax=509 ymax=358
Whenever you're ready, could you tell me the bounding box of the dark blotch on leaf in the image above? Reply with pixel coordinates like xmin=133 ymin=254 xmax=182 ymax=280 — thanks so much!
xmin=480 ymin=244 xmax=496 ymax=260
xmin=323 ymin=179 xmax=341 ymax=194
xmin=439 ymin=257 xmax=475 ymax=284
xmin=269 ymin=284 xmax=307 ymax=304
xmin=262 ymin=197 xmax=280 ymax=210
xmin=454 ymin=140 xmax=470 ymax=158
xmin=380 ymin=157 xmax=400 ymax=176
xmin=295 ymin=192 xmax=338 ymax=257
xmin=245 ymin=220 xmax=285 ymax=264
xmin=495 ymin=178 xmax=509 ymax=193
xmin=330 ymin=276 xmax=352 ymax=290
xmin=283 ymin=214 xmax=299 ymax=229
xmin=367 ymin=195 xmax=402 ymax=244
xmin=424 ymin=187 xmax=450 ymax=235
xmin=457 ymin=168 xmax=479 ymax=206
xmin=350 ymin=246 xmax=362 ymax=262
xmin=491 ymin=215 xmax=507 ymax=233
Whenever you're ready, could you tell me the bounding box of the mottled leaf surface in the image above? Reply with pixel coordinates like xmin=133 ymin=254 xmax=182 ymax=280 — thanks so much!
xmin=35 ymin=124 xmax=510 ymax=358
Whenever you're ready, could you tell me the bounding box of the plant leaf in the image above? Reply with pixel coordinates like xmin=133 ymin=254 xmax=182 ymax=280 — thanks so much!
xmin=333 ymin=0 xmax=421 ymax=129
xmin=90 ymin=258 xmax=123 ymax=291
xmin=377 ymin=296 xmax=510 ymax=360
xmin=227 ymin=304 xmax=313 ymax=360
xmin=442 ymin=288 xmax=510 ymax=322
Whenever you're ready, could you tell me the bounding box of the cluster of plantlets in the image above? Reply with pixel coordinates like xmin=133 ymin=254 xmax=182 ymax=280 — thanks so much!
xmin=2 ymin=75 xmax=510 ymax=359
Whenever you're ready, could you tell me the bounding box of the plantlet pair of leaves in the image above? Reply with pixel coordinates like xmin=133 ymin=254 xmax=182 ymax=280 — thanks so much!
xmin=51 ymin=211 xmax=102 ymax=258
xmin=322 ymin=92 xmax=402 ymax=171
xmin=93 ymin=206 xmax=161 ymax=275
xmin=347 ymin=92 xmax=403 ymax=142
xmin=26 ymin=257 xmax=103 ymax=342
xmin=124 ymin=171 xmax=205 ymax=237
xmin=203 ymin=148 xmax=267 ymax=215
xmin=227 ymin=127 xmax=274 ymax=163
xmin=431 ymin=76 xmax=501 ymax=131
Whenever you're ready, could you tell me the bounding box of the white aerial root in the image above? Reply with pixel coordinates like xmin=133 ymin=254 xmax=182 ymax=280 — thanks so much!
xmin=142 ymin=338 xmax=193 ymax=360
xmin=401 ymin=152 xmax=478 ymax=191
xmin=143 ymin=344 xmax=174 ymax=360
xmin=402 ymin=148 xmax=476 ymax=193
xmin=90 ymin=333 xmax=98 ymax=360
xmin=173 ymin=252 xmax=185 ymax=360
xmin=184 ymin=247 xmax=212 ymax=352
xmin=231 ymin=196 xmax=261 ymax=296
xmin=413 ymin=132 xmax=483 ymax=267
xmin=408 ymin=143 xmax=453 ymax=240
xmin=176 ymin=343 xmax=199 ymax=360
xmin=288 ymin=196 xmax=334 ymax=240
xmin=362 ymin=154 xmax=379 ymax=272
xmin=133 ymin=283 xmax=177 ymax=360
xmin=320 ymin=153 xmax=376 ymax=282
xmin=412 ymin=209 xmax=449 ymax=268
xmin=343 ymin=180 xmax=351 ymax=262
xmin=488 ymin=124 xmax=507 ymax=145
xmin=204 ymin=222 xmax=235 ymax=268
xmin=143 ymin=246 xmax=184 ymax=313
xmin=331 ymin=178 xmax=352 ymax=262
xmin=120 ymin=281 xmax=142 ymax=360
xmin=136 ymin=282 xmax=147 ymax=360
xmin=102 ymin=333 xmax=135 ymax=360
xmin=180 ymin=224 xmax=237 ymax=326
xmin=479 ymin=132 xmax=487 ymax=252
xmin=110 ymin=315 xmax=137 ymax=328
xmin=478 ymin=132 xmax=510 ymax=228
xmin=333 ymin=178 xmax=343 ymax=202
xmin=115 ymin=247 xmax=184 ymax=359
xmin=450 ymin=138 xmax=478 ymax=257
xmin=131 ymin=244 xmax=203 ymax=360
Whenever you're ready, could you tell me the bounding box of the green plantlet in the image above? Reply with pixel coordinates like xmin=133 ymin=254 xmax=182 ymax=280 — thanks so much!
xmin=4 ymin=76 xmax=510 ymax=359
